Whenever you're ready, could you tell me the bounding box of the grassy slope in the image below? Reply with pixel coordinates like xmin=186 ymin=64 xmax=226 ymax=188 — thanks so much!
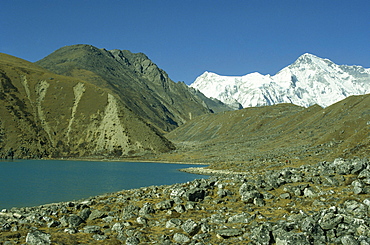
xmin=35 ymin=45 xmax=211 ymax=132
xmin=161 ymin=95 xmax=370 ymax=171
xmin=0 ymin=53 xmax=174 ymax=158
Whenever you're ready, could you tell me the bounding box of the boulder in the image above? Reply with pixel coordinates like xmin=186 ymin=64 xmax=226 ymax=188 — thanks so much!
xmin=344 ymin=200 xmax=368 ymax=219
xmin=125 ymin=236 xmax=140 ymax=245
xmin=173 ymin=233 xmax=190 ymax=243
xmin=185 ymin=188 xmax=206 ymax=201
xmin=216 ymin=228 xmax=243 ymax=238
xmin=155 ymin=200 xmax=173 ymax=210
xmin=228 ymin=212 xmax=251 ymax=223
xmin=79 ymin=208 xmax=91 ymax=221
xmin=26 ymin=230 xmax=51 ymax=245
xmin=340 ymin=235 xmax=359 ymax=245
xmin=318 ymin=213 xmax=343 ymax=230
xmin=139 ymin=202 xmax=155 ymax=216
xmin=67 ymin=214 xmax=84 ymax=228
xmin=250 ymin=224 xmax=272 ymax=245
xmin=239 ymin=183 xmax=264 ymax=203
xmin=89 ymin=210 xmax=106 ymax=220
xmin=83 ymin=225 xmax=102 ymax=234
xmin=165 ymin=218 xmax=182 ymax=229
xmin=275 ymin=231 xmax=310 ymax=245
xmin=181 ymin=219 xmax=199 ymax=236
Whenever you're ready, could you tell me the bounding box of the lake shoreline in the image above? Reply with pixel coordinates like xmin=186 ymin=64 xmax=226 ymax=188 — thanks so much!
xmin=2 ymin=157 xmax=368 ymax=244
xmin=0 ymin=159 xmax=208 ymax=210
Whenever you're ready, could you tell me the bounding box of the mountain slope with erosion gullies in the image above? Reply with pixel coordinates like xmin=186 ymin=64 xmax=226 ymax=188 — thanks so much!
xmin=164 ymin=94 xmax=370 ymax=171
xmin=36 ymin=44 xmax=232 ymax=132
xmin=0 ymin=53 xmax=174 ymax=159
xmin=191 ymin=53 xmax=370 ymax=108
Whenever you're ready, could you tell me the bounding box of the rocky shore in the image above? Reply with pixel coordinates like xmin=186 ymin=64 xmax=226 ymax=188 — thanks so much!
xmin=1 ymin=157 xmax=370 ymax=244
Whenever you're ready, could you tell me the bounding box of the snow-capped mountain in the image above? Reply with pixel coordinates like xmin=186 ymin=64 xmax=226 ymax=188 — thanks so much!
xmin=190 ymin=53 xmax=370 ymax=108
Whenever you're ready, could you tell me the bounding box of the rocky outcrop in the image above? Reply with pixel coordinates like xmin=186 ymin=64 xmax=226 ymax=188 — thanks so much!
xmin=1 ymin=157 xmax=370 ymax=244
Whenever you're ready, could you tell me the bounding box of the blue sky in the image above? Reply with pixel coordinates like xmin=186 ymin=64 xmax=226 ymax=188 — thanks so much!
xmin=1 ymin=0 xmax=369 ymax=85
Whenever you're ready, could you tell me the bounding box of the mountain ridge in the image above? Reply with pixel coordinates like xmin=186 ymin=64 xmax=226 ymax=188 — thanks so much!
xmin=0 ymin=52 xmax=175 ymax=158
xmin=191 ymin=53 xmax=370 ymax=108
xmin=36 ymin=44 xmax=232 ymax=132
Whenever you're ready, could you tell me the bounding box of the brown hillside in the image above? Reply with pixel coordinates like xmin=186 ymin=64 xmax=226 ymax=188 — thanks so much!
xmin=35 ymin=44 xmax=217 ymax=132
xmin=0 ymin=53 xmax=174 ymax=159
xmin=163 ymin=95 xmax=370 ymax=171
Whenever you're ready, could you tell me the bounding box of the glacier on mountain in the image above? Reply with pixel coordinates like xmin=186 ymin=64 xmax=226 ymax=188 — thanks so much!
xmin=190 ymin=53 xmax=370 ymax=108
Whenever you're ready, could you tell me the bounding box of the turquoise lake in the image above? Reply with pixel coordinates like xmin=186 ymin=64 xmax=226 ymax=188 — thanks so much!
xmin=0 ymin=160 xmax=207 ymax=209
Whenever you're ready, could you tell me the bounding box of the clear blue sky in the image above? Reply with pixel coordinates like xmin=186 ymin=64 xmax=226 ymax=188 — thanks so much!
xmin=1 ymin=0 xmax=369 ymax=84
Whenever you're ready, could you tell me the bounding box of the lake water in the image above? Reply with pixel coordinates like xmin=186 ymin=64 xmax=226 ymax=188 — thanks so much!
xmin=0 ymin=160 xmax=207 ymax=209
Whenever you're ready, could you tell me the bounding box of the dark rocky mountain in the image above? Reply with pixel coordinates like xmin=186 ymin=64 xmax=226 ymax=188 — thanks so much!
xmin=0 ymin=53 xmax=174 ymax=158
xmin=36 ymin=44 xmax=232 ymax=132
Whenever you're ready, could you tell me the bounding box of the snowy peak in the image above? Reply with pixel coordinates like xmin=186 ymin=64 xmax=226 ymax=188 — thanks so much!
xmin=191 ymin=54 xmax=370 ymax=108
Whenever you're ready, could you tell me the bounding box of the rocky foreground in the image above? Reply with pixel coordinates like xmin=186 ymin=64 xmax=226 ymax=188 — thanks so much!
xmin=1 ymin=157 xmax=370 ymax=244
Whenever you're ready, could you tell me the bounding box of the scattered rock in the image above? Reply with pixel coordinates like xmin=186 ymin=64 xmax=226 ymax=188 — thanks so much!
xmin=3 ymin=157 xmax=370 ymax=244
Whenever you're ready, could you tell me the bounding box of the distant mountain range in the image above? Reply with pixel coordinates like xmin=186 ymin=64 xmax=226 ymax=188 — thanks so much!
xmin=1 ymin=45 xmax=370 ymax=160
xmin=190 ymin=53 xmax=370 ymax=108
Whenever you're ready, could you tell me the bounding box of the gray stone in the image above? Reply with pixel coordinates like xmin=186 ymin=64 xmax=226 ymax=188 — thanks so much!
xmin=193 ymin=232 xmax=211 ymax=241
xmin=2 ymin=222 xmax=11 ymax=231
xmin=126 ymin=236 xmax=140 ymax=245
xmin=136 ymin=216 xmax=148 ymax=226
xmin=139 ymin=202 xmax=155 ymax=216
xmin=254 ymin=197 xmax=266 ymax=206
xmin=275 ymin=231 xmax=310 ymax=245
xmin=351 ymin=159 xmax=367 ymax=174
xmin=63 ymin=228 xmax=77 ymax=234
xmin=165 ymin=218 xmax=182 ymax=228
xmin=319 ymin=213 xmax=343 ymax=230
xmin=181 ymin=219 xmax=199 ymax=236
xmin=241 ymin=190 xmax=263 ymax=203
xmin=186 ymin=188 xmax=206 ymax=201
xmin=26 ymin=230 xmax=51 ymax=245
xmin=210 ymin=213 xmax=226 ymax=224
xmin=112 ymin=222 xmax=125 ymax=232
xmin=174 ymin=204 xmax=186 ymax=213
xmin=217 ymin=188 xmax=233 ymax=198
xmin=303 ymin=187 xmax=317 ymax=197
xmin=155 ymin=200 xmax=173 ymax=210
xmin=83 ymin=225 xmax=102 ymax=234
xmin=122 ymin=205 xmax=139 ymax=219
xmin=341 ymin=235 xmax=359 ymax=245
xmin=280 ymin=193 xmax=291 ymax=199
xmin=216 ymin=228 xmax=243 ymax=238
xmin=228 ymin=212 xmax=251 ymax=223
xmin=93 ymin=234 xmax=108 ymax=240
xmin=344 ymin=200 xmax=368 ymax=219
xmin=170 ymin=187 xmax=187 ymax=198
xmin=173 ymin=233 xmax=190 ymax=243
xmin=79 ymin=208 xmax=91 ymax=221
xmin=359 ymin=169 xmax=370 ymax=179
xmin=47 ymin=219 xmax=60 ymax=228
xmin=185 ymin=202 xmax=196 ymax=210
xmin=250 ymin=224 xmax=271 ymax=245
xmin=67 ymin=214 xmax=84 ymax=228
xmin=89 ymin=210 xmax=106 ymax=220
